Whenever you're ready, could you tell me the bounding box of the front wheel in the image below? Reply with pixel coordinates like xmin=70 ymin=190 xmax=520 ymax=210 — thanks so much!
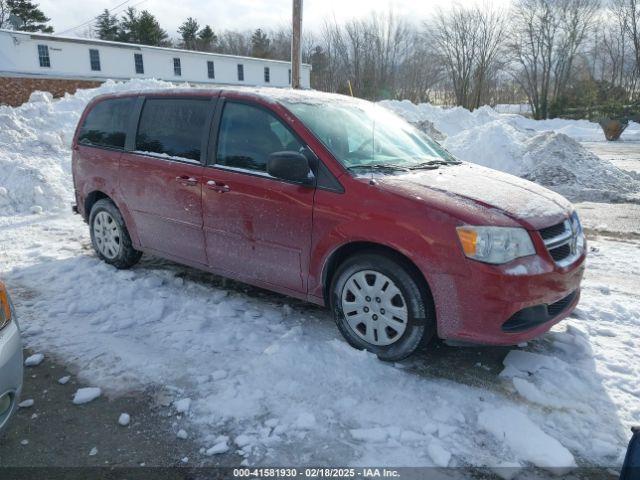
xmin=89 ymin=199 xmax=142 ymax=269
xmin=330 ymin=253 xmax=436 ymax=361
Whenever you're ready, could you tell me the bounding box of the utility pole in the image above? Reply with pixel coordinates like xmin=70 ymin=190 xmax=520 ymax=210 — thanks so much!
xmin=291 ymin=0 xmax=302 ymax=89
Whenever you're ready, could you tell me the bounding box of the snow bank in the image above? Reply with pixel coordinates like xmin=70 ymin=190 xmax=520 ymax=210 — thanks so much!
xmin=381 ymin=100 xmax=640 ymax=203
xmin=0 ymin=79 xmax=180 ymax=216
xmin=2 ymin=81 xmax=638 ymax=216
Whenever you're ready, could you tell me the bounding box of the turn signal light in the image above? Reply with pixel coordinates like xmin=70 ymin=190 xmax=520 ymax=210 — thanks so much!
xmin=0 ymin=281 xmax=11 ymax=330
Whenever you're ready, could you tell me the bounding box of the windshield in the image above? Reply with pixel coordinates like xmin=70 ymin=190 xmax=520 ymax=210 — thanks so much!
xmin=281 ymin=99 xmax=459 ymax=171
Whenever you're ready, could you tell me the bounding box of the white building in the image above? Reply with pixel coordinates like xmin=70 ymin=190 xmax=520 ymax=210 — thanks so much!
xmin=0 ymin=29 xmax=311 ymax=105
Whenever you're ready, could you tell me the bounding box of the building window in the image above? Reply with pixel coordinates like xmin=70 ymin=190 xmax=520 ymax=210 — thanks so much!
xmin=37 ymin=44 xmax=50 ymax=68
xmin=264 ymin=67 xmax=270 ymax=83
xmin=237 ymin=64 xmax=244 ymax=81
xmin=207 ymin=60 xmax=215 ymax=79
xmin=173 ymin=58 xmax=181 ymax=76
xmin=134 ymin=53 xmax=144 ymax=74
xmin=288 ymin=69 xmax=291 ymax=85
xmin=89 ymin=49 xmax=101 ymax=71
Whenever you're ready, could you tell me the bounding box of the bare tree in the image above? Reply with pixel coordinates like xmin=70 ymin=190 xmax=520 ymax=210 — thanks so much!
xmin=509 ymin=0 xmax=600 ymax=119
xmin=611 ymin=0 xmax=640 ymax=98
xmin=427 ymin=5 xmax=506 ymax=110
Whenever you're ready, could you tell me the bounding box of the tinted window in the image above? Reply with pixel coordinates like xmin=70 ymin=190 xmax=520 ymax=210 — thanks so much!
xmin=89 ymin=49 xmax=101 ymax=71
xmin=135 ymin=98 xmax=209 ymax=162
xmin=216 ymin=102 xmax=302 ymax=172
xmin=78 ymin=97 xmax=135 ymax=149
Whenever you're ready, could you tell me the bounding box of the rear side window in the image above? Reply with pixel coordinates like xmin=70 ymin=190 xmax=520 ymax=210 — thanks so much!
xmin=78 ymin=97 xmax=135 ymax=149
xmin=135 ymin=98 xmax=210 ymax=162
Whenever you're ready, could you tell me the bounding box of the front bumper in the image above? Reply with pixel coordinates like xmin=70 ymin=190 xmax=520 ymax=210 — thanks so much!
xmin=431 ymin=251 xmax=586 ymax=345
xmin=0 ymin=307 xmax=23 ymax=435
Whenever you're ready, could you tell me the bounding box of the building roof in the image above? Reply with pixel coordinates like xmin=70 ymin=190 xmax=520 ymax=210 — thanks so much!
xmin=0 ymin=28 xmax=311 ymax=68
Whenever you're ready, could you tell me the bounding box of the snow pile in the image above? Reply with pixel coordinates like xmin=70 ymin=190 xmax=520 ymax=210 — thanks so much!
xmin=381 ymin=100 xmax=640 ymax=203
xmin=0 ymin=79 xmax=180 ymax=216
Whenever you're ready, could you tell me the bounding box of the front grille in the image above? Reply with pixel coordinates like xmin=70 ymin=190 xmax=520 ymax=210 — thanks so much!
xmin=539 ymin=222 xmax=566 ymax=240
xmin=538 ymin=213 xmax=584 ymax=267
xmin=547 ymin=290 xmax=578 ymax=317
xmin=549 ymin=243 xmax=571 ymax=261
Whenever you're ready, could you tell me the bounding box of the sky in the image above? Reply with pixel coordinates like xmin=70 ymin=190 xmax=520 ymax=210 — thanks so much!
xmin=41 ymin=0 xmax=512 ymax=39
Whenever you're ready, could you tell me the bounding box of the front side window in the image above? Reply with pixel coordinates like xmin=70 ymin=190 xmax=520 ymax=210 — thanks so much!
xmin=237 ymin=64 xmax=244 ymax=81
xmin=134 ymin=53 xmax=144 ymax=74
xmin=78 ymin=97 xmax=136 ymax=149
xmin=207 ymin=60 xmax=215 ymax=79
xmin=216 ymin=102 xmax=302 ymax=173
xmin=282 ymin=99 xmax=458 ymax=171
xmin=135 ymin=98 xmax=210 ymax=162
xmin=264 ymin=67 xmax=270 ymax=83
xmin=89 ymin=49 xmax=101 ymax=71
xmin=173 ymin=58 xmax=181 ymax=76
xmin=38 ymin=45 xmax=50 ymax=68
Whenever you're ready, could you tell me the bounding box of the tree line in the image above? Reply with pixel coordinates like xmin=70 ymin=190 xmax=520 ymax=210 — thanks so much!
xmin=1 ymin=0 xmax=639 ymax=119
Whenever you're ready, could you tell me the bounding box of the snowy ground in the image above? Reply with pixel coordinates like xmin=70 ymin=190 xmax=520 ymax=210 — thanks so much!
xmin=0 ymin=81 xmax=639 ymax=472
xmin=1 ymin=210 xmax=638 ymax=471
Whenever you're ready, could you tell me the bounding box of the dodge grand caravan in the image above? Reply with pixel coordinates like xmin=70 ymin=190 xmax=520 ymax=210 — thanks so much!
xmin=72 ymin=88 xmax=586 ymax=360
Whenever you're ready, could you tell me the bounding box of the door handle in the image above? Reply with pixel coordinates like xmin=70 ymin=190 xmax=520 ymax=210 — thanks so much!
xmin=176 ymin=175 xmax=198 ymax=186
xmin=206 ymin=180 xmax=230 ymax=193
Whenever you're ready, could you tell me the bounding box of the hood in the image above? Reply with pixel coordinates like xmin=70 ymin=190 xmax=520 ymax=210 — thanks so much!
xmin=375 ymin=163 xmax=573 ymax=230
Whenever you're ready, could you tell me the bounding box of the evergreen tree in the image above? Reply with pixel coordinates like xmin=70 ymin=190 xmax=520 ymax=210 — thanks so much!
xmin=117 ymin=6 xmax=138 ymax=43
xmin=251 ymin=28 xmax=271 ymax=58
xmin=197 ymin=24 xmax=217 ymax=52
xmin=178 ymin=17 xmax=199 ymax=50
xmin=94 ymin=9 xmax=119 ymax=41
xmin=6 ymin=0 xmax=52 ymax=33
xmin=117 ymin=7 xmax=168 ymax=46
xmin=135 ymin=10 xmax=169 ymax=46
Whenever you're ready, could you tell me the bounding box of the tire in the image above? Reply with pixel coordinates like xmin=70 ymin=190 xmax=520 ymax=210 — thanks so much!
xmin=89 ymin=199 xmax=142 ymax=269
xmin=330 ymin=252 xmax=436 ymax=361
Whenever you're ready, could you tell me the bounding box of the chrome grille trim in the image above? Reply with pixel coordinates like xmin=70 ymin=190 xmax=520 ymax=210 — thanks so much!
xmin=540 ymin=213 xmax=584 ymax=267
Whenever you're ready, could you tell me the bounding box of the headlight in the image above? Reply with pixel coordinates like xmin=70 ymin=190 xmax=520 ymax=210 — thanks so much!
xmin=456 ymin=226 xmax=535 ymax=264
xmin=0 ymin=281 xmax=12 ymax=330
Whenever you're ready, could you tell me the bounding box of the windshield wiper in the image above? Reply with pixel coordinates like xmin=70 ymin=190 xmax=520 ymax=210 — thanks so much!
xmin=408 ymin=159 xmax=461 ymax=170
xmin=347 ymin=164 xmax=410 ymax=173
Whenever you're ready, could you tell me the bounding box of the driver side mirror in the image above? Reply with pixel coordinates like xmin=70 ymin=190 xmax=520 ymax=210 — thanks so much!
xmin=267 ymin=151 xmax=314 ymax=186
xmin=621 ymin=427 xmax=640 ymax=480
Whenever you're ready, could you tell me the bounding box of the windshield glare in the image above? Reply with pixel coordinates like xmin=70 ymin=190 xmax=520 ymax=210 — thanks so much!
xmin=281 ymin=100 xmax=458 ymax=170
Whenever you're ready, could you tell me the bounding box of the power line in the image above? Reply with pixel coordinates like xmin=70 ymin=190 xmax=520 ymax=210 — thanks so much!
xmin=56 ymin=0 xmax=130 ymax=36
xmin=55 ymin=0 xmax=147 ymax=36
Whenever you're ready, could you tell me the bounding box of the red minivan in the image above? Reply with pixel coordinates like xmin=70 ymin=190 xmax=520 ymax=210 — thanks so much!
xmin=72 ymin=88 xmax=586 ymax=360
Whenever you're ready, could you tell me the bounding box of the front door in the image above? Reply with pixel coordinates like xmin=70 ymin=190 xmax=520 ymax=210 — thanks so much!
xmin=119 ymin=96 xmax=214 ymax=265
xmin=202 ymin=100 xmax=315 ymax=293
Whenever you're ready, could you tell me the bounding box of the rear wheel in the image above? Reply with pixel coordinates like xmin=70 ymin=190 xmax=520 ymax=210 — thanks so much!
xmin=330 ymin=253 xmax=436 ymax=361
xmin=89 ymin=199 xmax=141 ymax=269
